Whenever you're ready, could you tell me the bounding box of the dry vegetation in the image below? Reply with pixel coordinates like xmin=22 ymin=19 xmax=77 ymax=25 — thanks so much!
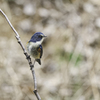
xmin=0 ymin=0 xmax=100 ymax=100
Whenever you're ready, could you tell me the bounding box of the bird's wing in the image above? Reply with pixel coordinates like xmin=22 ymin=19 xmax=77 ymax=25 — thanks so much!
xmin=37 ymin=45 xmax=43 ymax=58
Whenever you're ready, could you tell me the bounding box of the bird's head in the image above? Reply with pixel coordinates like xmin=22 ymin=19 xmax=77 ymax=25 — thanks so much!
xmin=29 ymin=32 xmax=46 ymax=44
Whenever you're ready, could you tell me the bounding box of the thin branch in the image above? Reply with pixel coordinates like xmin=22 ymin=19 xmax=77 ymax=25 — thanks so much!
xmin=0 ymin=9 xmax=41 ymax=100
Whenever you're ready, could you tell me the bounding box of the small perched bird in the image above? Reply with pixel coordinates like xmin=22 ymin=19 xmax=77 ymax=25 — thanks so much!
xmin=27 ymin=32 xmax=46 ymax=65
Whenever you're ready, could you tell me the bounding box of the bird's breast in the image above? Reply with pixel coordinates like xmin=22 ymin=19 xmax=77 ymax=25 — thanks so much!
xmin=27 ymin=42 xmax=41 ymax=59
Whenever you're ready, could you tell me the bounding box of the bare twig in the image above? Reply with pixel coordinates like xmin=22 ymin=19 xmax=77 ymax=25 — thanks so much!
xmin=0 ymin=9 xmax=41 ymax=100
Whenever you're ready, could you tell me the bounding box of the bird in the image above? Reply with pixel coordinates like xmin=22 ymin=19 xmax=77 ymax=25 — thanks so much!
xmin=27 ymin=32 xmax=46 ymax=65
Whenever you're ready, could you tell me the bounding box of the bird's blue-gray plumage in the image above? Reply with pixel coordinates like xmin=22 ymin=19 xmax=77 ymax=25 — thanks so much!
xmin=27 ymin=32 xmax=46 ymax=65
xmin=29 ymin=32 xmax=46 ymax=42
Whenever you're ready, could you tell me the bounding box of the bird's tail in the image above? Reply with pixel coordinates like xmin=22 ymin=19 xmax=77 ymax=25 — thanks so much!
xmin=35 ymin=59 xmax=41 ymax=65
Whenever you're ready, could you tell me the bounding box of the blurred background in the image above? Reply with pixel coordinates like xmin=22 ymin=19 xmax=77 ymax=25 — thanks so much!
xmin=0 ymin=0 xmax=100 ymax=100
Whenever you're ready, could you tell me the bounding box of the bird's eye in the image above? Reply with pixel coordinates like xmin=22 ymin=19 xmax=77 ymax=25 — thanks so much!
xmin=38 ymin=35 xmax=42 ymax=38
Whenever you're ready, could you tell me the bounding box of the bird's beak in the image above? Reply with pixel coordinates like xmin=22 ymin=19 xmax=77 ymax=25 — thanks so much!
xmin=43 ymin=35 xmax=47 ymax=37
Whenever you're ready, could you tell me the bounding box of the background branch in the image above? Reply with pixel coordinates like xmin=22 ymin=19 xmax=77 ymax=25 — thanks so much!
xmin=0 ymin=9 xmax=41 ymax=100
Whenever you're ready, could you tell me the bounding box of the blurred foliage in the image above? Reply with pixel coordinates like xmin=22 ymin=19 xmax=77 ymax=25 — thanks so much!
xmin=0 ymin=0 xmax=100 ymax=100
